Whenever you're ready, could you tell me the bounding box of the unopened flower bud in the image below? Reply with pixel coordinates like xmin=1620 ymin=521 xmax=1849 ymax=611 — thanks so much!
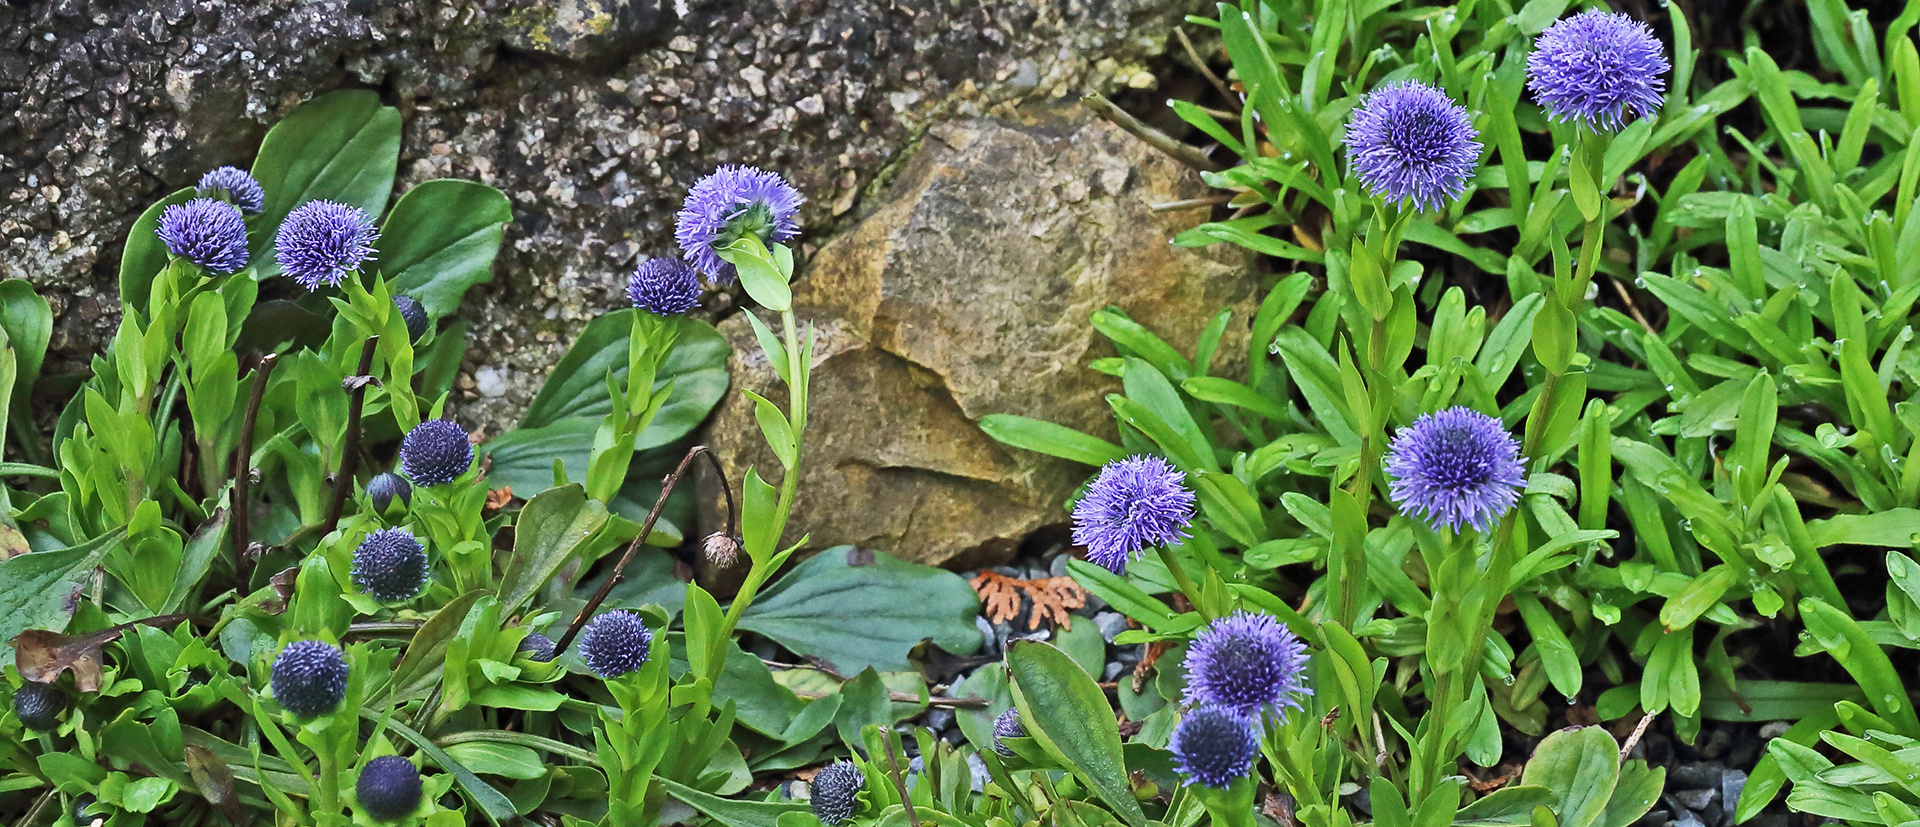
xmin=703 ymin=532 xmax=740 ymax=568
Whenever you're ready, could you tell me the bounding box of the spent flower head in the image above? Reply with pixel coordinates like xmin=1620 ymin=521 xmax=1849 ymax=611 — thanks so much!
xmin=271 ymin=640 xmax=348 ymax=717
xmin=810 ymin=761 xmax=865 ymax=826
xmin=356 ymin=755 xmax=423 ymax=821
xmin=157 ymin=198 xmax=251 ymax=275
xmin=1527 ymin=11 xmax=1669 ymax=132
xmin=628 ymin=257 xmax=703 ymax=315
xmin=1385 ymin=406 xmax=1526 ymax=533
xmin=1183 ymin=611 xmax=1311 ymax=718
xmin=400 ymin=419 xmax=474 ymax=488
xmin=1169 ymin=706 xmax=1260 ymax=789
xmin=1345 ymin=81 xmax=1482 ymax=212
xmin=675 ymin=165 xmax=803 ymax=282
xmin=579 ymin=610 xmax=653 ymax=678
xmin=196 ymin=166 xmax=265 ymax=214
xmin=12 ymin=682 xmax=63 ymax=731
xmin=352 ymin=528 xmax=429 ymax=603
xmin=1071 ymin=455 xmax=1196 ymax=574
xmin=275 ymin=200 xmax=379 ymax=290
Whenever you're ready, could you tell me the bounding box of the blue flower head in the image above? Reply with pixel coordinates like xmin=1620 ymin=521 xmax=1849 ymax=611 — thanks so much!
xmin=399 ymin=419 xmax=473 ymax=488
xmin=367 ymin=472 xmax=412 ymax=514
xmin=1345 ymin=81 xmax=1482 ymax=212
xmin=628 ymin=257 xmax=703 ymax=315
xmin=810 ymin=761 xmax=864 ymax=825
xmin=352 ymin=528 xmax=428 ymax=603
xmin=579 ymin=610 xmax=653 ymax=678
xmin=1169 ymin=706 xmax=1260 ymax=789
xmin=271 ymin=640 xmax=348 ymax=717
xmin=157 ymin=198 xmax=250 ymax=275
xmin=1071 ymin=455 xmax=1196 ymax=575
xmin=517 ymin=632 xmax=557 ymax=663
xmin=992 ymin=707 xmax=1026 ymax=756
xmin=356 ymin=755 xmax=422 ymax=821
xmin=674 ymin=165 xmax=803 ymax=282
xmin=393 ymin=294 xmax=429 ymax=340
xmin=13 ymin=682 xmax=64 ymax=731
xmin=196 ymin=166 xmax=265 ymax=214
xmin=1527 ymin=10 xmax=1669 ymax=132
xmin=1183 ymin=611 xmax=1311 ymax=718
xmin=275 ymin=200 xmax=379 ymax=290
xmin=1384 ymin=406 xmax=1526 ymax=532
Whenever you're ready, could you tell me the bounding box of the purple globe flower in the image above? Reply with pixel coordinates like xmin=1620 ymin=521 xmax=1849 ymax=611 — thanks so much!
xmin=674 ymin=165 xmax=803 ymax=282
xmin=1169 ymin=706 xmax=1260 ymax=789
xmin=196 ymin=166 xmax=265 ymax=214
xmin=1071 ymin=455 xmax=1196 ymax=575
xmin=810 ymin=761 xmax=864 ymax=825
xmin=1384 ymin=406 xmax=1526 ymax=532
xmin=992 ymin=708 xmax=1026 ymax=756
xmin=579 ymin=610 xmax=653 ymax=678
xmin=628 ymin=257 xmax=703 ymax=315
xmin=517 ymin=632 xmax=557 ymax=663
xmin=366 ymin=472 xmax=412 ymax=514
xmin=399 ymin=419 xmax=473 ymax=488
xmin=275 ymin=200 xmax=379 ymax=290
xmin=1527 ymin=11 xmax=1670 ymax=132
xmin=1345 ymin=81 xmax=1483 ymax=212
xmin=271 ymin=640 xmax=348 ymax=717
xmin=351 ymin=528 xmax=429 ymax=603
xmin=157 ymin=198 xmax=251 ymax=275
xmin=356 ymin=755 xmax=422 ymax=821
xmin=1183 ymin=611 xmax=1311 ymax=718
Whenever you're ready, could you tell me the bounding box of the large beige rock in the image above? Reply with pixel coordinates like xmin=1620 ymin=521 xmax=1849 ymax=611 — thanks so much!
xmin=703 ymin=105 xmax=1258 ymax=568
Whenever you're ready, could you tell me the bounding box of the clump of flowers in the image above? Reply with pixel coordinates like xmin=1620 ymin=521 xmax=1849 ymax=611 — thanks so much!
xmin=627 ymin=257 xmax=703 ymax=315
xmin=355 ymin=755 xmax=423 ymax=821
xmin=351 ymin=528 xmax=429 ymax=603
xmin=270 ymin=640 xmax=348 ymax=717
xmin=1526 ymin=10 xmax=1670 ymax=131
xmin=1169 ymin=706 xmax=1260 ymax=789
xmin=1345 ymin=81 xmax=1483 ymax=212
xmin=1071 ymin=455 xmax=1197 ymax=574
xmin=275 ymin=200 xmax=379 ymax=290
xmin=810 ymin=761 xmax=865 ymax=826
xmin=196 ymin=165 xmax=265 ymax=214
xmin=674 ymin=165 xmax=803 ymax=281
xmin=579 ymin=610 xmax=653 ymax=679
xmin=1182 ymin=611 xmax=1311 ymax=718
xmin=400 ymin=419 xmax=474 ymax=488
xmin=393 ymin=293 xmax=429 ymax=340
xmin=1384 ymin=406 xmax=1527 ymax=533
xmin=12 ymin=682 xmax=63 ymax=731
xmin=992 ymin=707 xmax=1026 ymax=756
xmin=157 ymin=198 xmax=251 ymax=275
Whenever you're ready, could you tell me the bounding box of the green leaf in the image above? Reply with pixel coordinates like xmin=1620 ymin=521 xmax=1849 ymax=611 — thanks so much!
xmin=980 ymin=414 xmax=1125 ymax=467
xmin=1520 ymin=726 xmax=1620 ymax=827
xmin=443 ymin=742 xmax=547 ymax=780
xmin=1800 ymin=597 xmax=1920 ymax=735
xmin=377 ymin=180 xmax=512 ymax=319
xmin=0 ymin=530 xmax=121 ymax=662
xmin=737 ymin=547 xmax=980 ymax=673
xmin=495 ymin=484 xmax=609 ymax=616
xmin=657 ymin=776 xmax=808 ymax=827
xmin=249 ymin=90 xmax=402 ymax=278
xmin=1007 ymin=640 xmax=1147 ymax=827
xmin=118 ymin=188 xmax=194 ymax=313
xmin=1806 ymin=509 xmax=1920 ymax=547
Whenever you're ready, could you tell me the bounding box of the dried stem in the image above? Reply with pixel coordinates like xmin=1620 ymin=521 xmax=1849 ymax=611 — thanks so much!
xmin=882 ymin=732 xmax=921 ymax=827
xmin=322 ymin=337 xmax=380 ymax=536
xmin=1083 ymin=91 xmax=1224 ymax=172
xmin=551 ymin=445 xmax=735 ymax=655
xmin=1175 ymin=27 xmax=1238 ymax=110
xmin=231 ymin=353 xmax=279 ymax=568
xmin=1620 ymin=712 xmax=1655 ymax=760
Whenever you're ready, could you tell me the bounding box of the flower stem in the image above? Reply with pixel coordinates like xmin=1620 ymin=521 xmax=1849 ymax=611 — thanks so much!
xmin=1155 ymin=543 xmax=1206 ymax=615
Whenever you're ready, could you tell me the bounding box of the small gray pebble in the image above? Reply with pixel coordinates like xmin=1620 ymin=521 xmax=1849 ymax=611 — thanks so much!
xmin=1672 ymin=788 xmax=1717 ymax=811
xmin=975 ymin=616 xmax=1000 ymax=655
xmin=1049 ymin=554 xmax=1071 ymax=578
xmin=926 ymin=708 xmax=954 ymax=732
xmin=1758 ymin=721 xmax=1792 ymax=740
xmin=1093 ymin=611 xmax=1129 ymax=642
xmin=1673 ymin=810 xmax=1706 ymax=827
xmin=1670 ymin=763 xmax=1724 ymax=790
xmin=1104 ymin=661 xmax=1125 ymax=681
xmin=966 ymin=753 xmax=990 ymax=792
xmin=1721 ymin=770 xmax=1747 ymax=815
